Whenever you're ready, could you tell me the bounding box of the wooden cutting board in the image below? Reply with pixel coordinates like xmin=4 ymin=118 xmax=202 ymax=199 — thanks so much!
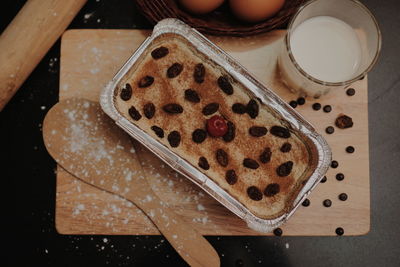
xmin=56 ymin=29 xmax=370 ymax=236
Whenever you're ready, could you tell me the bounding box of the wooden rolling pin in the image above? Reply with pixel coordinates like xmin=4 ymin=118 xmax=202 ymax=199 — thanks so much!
xmin=0 ymin=0 xmax=87 ymax=111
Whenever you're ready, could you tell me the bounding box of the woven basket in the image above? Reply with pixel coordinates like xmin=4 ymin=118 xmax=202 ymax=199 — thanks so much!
xmin=135 ymin=0 xmax=306 ymax=36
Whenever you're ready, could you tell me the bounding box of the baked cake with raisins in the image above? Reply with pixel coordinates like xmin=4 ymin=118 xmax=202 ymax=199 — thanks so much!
xmin=114 ymin=34 xmax=310 ymax=220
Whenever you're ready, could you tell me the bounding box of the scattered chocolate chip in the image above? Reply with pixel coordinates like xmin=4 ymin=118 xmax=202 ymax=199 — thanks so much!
xmin=335 ymin=114 xmax=353 ymax=129
xmin=143 ymin=102 xmax=155 ymax=119
xmin=202 ymin=103 xmax=219 ymax=115
xmin=280 ymin=143 xmax=292 ymax=153
xmin=193 ymin=63 xmax=205 ymax=83
xmin=217 ymin=76 xmax=233 ymax=95
xmin=273 ymin=228 xmax=283 ymax=236
xmin=312 ymin=103 xmax=321 ymax=110
xmin=223 ymin=121 xmax=235 ymax=142
xmin=276 ymin=161 xmax=293 ymax=177
xmin=192 ymin=129 xmax=207 ymax=143
xmin=184 ymin=89 xmax=200 ymax=103
xmin=151 ymin=126 xmax=164 ymax=138
xmin=270 ymin=126 xmax=291 ymax=138
xmin=259 ymin=147 xmax=272 ymax=163
xmin=289 ymin=101 xmax=298 ymax=108
xmin=216 ymin=149 xmax=229 ymax=167
xmin=198 ymin=157 xmax=210 ymax=170
xmin=246 ymin=99 xmax=259 ymax=119
xmin=325 ymin=126 xmax=335 ymax=134
xmin=297 ymin=97 xmax=306 ymax=105
xmin=151 ymin=46 xmax=169 ymax=59
xmin=335 ymin=227 xmax=344 ymax=236
xmin=167 ymin=131 xmax=181 ymax=147
xmin=346 ymin=88 xmax=355 ymax=96
xmin=249 ymin=126 xmax=268 ymax=137
xmin=336 ymin=173 xmax=345 ymax=181
xmin=320 ymin=176 xmax=327 ymax=183
xmin=225 ymin=170 xmax=237 ymax=185
xmin=323 ymin=105 xmax=332 ymax=113
xmin=232 ymin=103 xmax=247 ymax=114
xmin=323 ymin=199 xmax=332 ymax=207
xmin=346 ymin=146 xmax=355 ymax=153
xmin=338 ymin=193 xmax=348 ymax=201
xmin=302 ymin=198 xmax=310 ymax=207
xmin=120 ymin=83 xmax=132 ymax=101
xmin=247 ymin=186 xmax=263 ymax=201
xmin=167 ymin=63 xmax=183 ymax=78
xmin=128 ymin=106 xmax=141 ymax=121
xmin=331 ymin=160 xmax=339 ymax=168
xmin=264 ymin=183 xmax=280 ymax=197
xmin=163 ymin=103 xmax=183 ymax=114
xmin=138 ymin=75 xmax=154 ymax=88
xmin=243 ymin=158 xmax=259 ymax=169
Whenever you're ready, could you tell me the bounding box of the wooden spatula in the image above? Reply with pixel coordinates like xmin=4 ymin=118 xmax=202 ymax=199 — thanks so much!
xmin=42 ymin=98 xmax=220 ymax=267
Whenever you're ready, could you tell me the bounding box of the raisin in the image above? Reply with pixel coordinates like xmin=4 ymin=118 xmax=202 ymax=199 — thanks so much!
xmin=167 ymin=63 xmax=183 ymax=78
xmin=270 ymin=126 xmax=291 ymax=138
xmin=202 ymin=103 xmax=219 ymax=116
xmin=225 ymin=170 xmax=237 ymax=185
xmin=151 ymin=126 xmax=164 ymax=138
xmin=280 ymin=143 xmax=292 ymax=153
xmin=198 ymin=157 xmax=210 ymax=170
xmin=143 ymin=102 xmax=155 ymax=119
xmin=167 ymin=131 xmax=181 ymax=147
xmin=128 ymin=106 xmax=141 ymax=121
xmin=163 ymin=103 xmax=183 ymax=114
xmin=138 ymin=75 xmax=154 ymax=88
xmin=192 ymin=129 xmax=207 ymax=143
xmin=151 ymin=46 xmax=169 ymax=59
xmin=217 ymin=76 xmax=233 ymax=95
xmin=249 ymin=126 xmax=268 ymax=137
xmin=247 ymin=186 xmax=263 ymax=201
xmin=335 ymin=115 xmax=353 ymax=129
xmin=223 ymin=121 xmax=235 ymax=142
xmin=216 ymin=149 xmax=229 ymax=167
xmin=232 ymin=103 xmax=247 ymax=114
xmin=243 ymin=158 xmax=259 ymax=169
xmin=264 ymin=183 xmax=280 ymax=197
xmin=246 ymin=99 xmax=259 ymax=119
xmin=194 ymin=63 xmax=205 ymax=83
xmin=120 ymin=83 xmax=132 ymax=101
xmin=184 ymin=89 xmax=200 ymax=103
xmin=259 ymin=147 xmax=272 ymax=163
xmin=276 ymin=161 xmax=293 ymax=177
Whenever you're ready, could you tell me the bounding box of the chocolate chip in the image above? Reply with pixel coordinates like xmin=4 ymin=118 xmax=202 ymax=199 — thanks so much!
xmin=193 ymin=63 xmax=205 ymax=83
xmin=246 ymin=99 xmax=259 ymax=119
xmin=325 ymin=126 xmax=335 ymax=134
xmin=346 ymin=146 xmax=355 ymax=153
xmin=184 ymin=89 xmax=200 ymax=103
xmin=323 ymin=199 xmax=332 ymax=207
xmin=151 ymin=125 xmax=164 ymax=138
xmin=216 ymin=149 xmax=229 ymax=167
xmin=163 ymin=103 xmax=183 ymax=114
xmin=243 ymin=158 xmax=259 ymax=169
xmin=259 ymin=147 xmax=272 ymax=163
xmin=273 ymin=228 xmax=283 ymax=236
xmin=289 ymin=101 xmax=297 ymax=108
xmin=336 ymin=173 xmax=345 ymax=181
xmin=223 ymin=121 xmax=235 ymax=142
xmin=151 ymin=46 xmax=169 ymax=59
xmin=312 ymin=103 xmax=321 ymax=110
xmin=280 ymin=143 xmax=292 ymax=153
xmin=167 ymin=63 xmax=183 ymax=78
xmin=297 ymin=97 xmax=306 ymax=105
xmin=338 ymin=193 xmax=348 ymax=201
xmin=335 ymin=227 xmax=344 ymax=236
xmin=247 ymin=186 xmax=263 ymax=201
xmin=232 ymin=103 xmax=247 ymax=114
xmin=323 ymin=105 xmax=332 ymax=113
xmin=120 ymin=83 xmax=132 ymax=101
xmin=138 ymin=75 xmax=154 ymax=88
xmin=167 ymin=131 xmax=181 ymax=147
xmin=335 ymin=115 xmax=353 ymax=129
xmin=276 ymin=161 xmax=293 ymax=177
xmin=202 ymin=103 xmax=219 ymax=115
xmin=192 ymin=129 xmax=207 ymax=143
xmin=198 ymin=157 xmax=210 ymax=170
xmin=225 ymin=170 xmax=237 ymax=185
xmin=331 ymin=160 xmax=339 ymax=168
xmin=264 ymin=183 xmax=280 ymax=197
xmin=270 ymin=126 xmax=291 ymax=138
xmin=346 ymin=88 xmax=355 ymax=96
xmin=217 ymin=76 xmax=233 ymax=95
xmin=249 ymin=126 xmax=268 ymax=137
xmin=143 ymin=102 xmax=155 ymax=119
xmin=320 ymin=176 xmax=327 ymax=183
xmin=128 ymin=106 xmax=142 ymax=121
xmin=302 ymin=198 xmax=310 ymax=207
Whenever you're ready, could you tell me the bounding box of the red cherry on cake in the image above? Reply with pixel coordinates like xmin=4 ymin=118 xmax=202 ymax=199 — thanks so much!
xmin=207 ymin=115 xmax=228 ymax=137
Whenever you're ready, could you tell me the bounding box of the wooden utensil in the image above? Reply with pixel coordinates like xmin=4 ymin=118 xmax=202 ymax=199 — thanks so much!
xmin=0 ymin=0 xmax=87 ymax=111
xmin=42 ymin=98 xmax=220 ymax=267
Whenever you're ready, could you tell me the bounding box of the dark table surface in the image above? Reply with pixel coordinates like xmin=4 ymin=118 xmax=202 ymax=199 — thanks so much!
xmin=2 ymin=0 xmax=400 ymax=266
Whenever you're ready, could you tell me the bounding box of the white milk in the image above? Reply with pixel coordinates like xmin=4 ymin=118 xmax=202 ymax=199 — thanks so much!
xmin=290 ymin=16 xmax=362 ymax=83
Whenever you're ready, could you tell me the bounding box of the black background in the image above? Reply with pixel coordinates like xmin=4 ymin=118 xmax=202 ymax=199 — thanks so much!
xmin=2 ymin=0 xmax=400 ymax=266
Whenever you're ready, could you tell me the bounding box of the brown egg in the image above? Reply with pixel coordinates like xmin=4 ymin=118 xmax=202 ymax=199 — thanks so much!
xmin=229 ymin=0 xmax=285 ymax=22
xmin=178 ymin=0 xmax=225 ymax=14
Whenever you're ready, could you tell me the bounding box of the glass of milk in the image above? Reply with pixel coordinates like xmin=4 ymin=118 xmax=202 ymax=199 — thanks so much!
xmin=278 ymin=0 xmax=381 ymax=98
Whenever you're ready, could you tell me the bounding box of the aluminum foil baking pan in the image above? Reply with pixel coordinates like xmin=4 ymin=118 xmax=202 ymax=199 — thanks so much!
xmin=100 ymin=18 xmax=332 ymax=233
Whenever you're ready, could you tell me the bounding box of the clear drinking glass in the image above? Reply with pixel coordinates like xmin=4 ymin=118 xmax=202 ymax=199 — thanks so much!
xmin=278 ymin=0 xmax=381 ymax=98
